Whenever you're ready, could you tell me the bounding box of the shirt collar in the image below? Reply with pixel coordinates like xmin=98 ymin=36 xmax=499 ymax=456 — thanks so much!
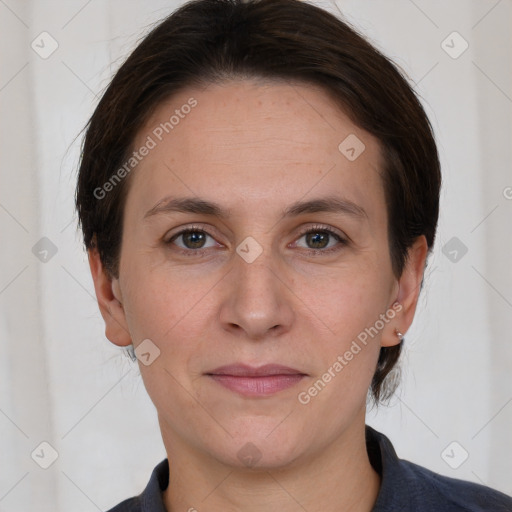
xmin=139 ymin=425 xmax=404 ymax=511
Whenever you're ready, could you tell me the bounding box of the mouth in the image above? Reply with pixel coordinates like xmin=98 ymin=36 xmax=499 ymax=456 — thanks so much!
xmin=206 ymin=364 xmax=307 ymax=397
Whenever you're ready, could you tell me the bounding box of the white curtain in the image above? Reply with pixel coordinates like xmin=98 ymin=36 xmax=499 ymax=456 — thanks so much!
xmin=1 ymin=1 xmax=510 ymax=510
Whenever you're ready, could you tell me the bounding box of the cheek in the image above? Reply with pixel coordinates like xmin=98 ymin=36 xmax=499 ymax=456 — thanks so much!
xmin=293 ymin=261 xmax=390 ymax=393
xmin=294 ymin=272 xmax=385 ymax=410
xmin=294 ymin=257 xmax=390 ymax=338
xmin=121 ymin=250 xmax=218 ymax=344
xmin=122 ymin=267 xmax=213 ymax=411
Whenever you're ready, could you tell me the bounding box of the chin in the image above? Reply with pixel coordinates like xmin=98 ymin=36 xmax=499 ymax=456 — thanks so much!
xmin=205 ymin=418 xmax=306 ymax=470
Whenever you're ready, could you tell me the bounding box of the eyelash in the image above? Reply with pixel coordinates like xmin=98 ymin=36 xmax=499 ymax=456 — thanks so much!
xmin=293 ymin=224 xmax=347 ymax=256
xmin=165 ymin=224 xmax=216 ymax=258
xmin=165 ymin=223 xmax=348 ymax=257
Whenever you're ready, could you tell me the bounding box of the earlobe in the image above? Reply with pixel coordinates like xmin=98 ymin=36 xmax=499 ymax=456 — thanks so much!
xmin=380 ymin=301 xmax=405 ymax=348
xmin=381 ymin=236 xmax=428 ymax=348
xmin=87 ymin=248 xmax=132 ymax=347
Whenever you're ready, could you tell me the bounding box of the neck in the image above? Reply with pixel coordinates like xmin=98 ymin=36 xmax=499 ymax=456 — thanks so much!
xmin=160 ymin=415 xmax=381 ymax=512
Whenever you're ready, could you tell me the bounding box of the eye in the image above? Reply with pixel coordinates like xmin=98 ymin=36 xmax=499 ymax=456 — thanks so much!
xmin=167 ymin=227 xmax=218 ymax=252
xmin=293 ymin=225 xmax=347 ymax=253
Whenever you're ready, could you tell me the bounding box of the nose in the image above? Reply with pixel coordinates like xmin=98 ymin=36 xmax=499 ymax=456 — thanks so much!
xmin=218 ymin=251 xmax=295 ymax=341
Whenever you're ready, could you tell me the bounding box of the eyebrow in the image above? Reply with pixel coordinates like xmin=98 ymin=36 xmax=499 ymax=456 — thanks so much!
xmin=283 ymin=196 xmax=367 ymax=219
xmin=143 ymin=195 xmax=367 ymax=221
xmin=143 ymin=197 xmax=230 ymax=220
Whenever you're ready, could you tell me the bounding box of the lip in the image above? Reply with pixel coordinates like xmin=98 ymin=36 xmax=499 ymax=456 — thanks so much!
xmin=206 ymin=364 xmax=307 ymax=397
xmin=208 ymin=364 xmax=305 ymax=377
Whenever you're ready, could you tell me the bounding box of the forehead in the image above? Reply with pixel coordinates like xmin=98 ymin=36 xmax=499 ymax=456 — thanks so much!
xmin=125 ymin=79 xmax=384 ymax=221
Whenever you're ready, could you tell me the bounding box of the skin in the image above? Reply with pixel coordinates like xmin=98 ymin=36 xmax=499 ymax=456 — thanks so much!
xmin=89 ymin=79 xmax=428 ymax=512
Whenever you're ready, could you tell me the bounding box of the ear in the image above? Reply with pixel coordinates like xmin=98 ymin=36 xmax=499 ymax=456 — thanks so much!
xmin=88 ymin=248 xmax=132 ymax=347
xmin=381 ymin=235 xmax=428 ymax=347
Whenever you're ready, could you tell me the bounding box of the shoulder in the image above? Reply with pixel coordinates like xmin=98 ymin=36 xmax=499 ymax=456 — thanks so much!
xmin=366 ymin=426 xmax=512 ymax=512
xmin=106 ymin=497 xmax=141 ymax=512
xmin=398 ymin=458 xmax=512 ymax=511
xmin=104 ymin=459 xmax=169 ymax=512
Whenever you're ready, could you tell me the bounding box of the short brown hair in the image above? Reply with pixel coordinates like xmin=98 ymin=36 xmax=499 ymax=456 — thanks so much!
xmin=75 ymin=0 xmax=441 ymax=403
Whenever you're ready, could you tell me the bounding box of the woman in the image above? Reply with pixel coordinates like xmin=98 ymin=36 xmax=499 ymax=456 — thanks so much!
xmin=75 ymin=0 xmax=512 ymax=510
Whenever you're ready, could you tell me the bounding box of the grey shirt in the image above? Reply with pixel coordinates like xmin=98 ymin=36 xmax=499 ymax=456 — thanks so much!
xmin=106 ymin=426 xmax=512 ymax=511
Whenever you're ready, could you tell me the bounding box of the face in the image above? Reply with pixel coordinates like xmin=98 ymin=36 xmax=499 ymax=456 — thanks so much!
xmin=97 ymin=79 xmax=412 ymax=469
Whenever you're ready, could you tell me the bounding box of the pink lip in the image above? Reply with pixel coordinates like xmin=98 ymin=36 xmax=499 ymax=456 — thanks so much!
xmin=207 ymin=364 xmax=306 ymax=397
